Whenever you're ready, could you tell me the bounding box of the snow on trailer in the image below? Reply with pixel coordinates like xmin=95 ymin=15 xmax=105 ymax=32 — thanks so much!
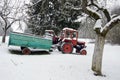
xmin=8 ymin=32 xmax=52 ymax=55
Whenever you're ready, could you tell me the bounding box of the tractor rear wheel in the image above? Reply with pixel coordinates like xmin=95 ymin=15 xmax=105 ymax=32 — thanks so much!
xmin=61 ymin=42 xmax=73 ymax=54
xmin=22 ymin=47 xmax=31 ymax=55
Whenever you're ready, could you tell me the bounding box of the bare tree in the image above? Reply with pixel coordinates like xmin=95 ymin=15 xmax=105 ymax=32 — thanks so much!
xmin=67 ymin=0 xmax=120 ymax=75
xmin=80 ymin=0 xmax=120 ymax=75
xmin=0 ymin=0 xmax=26 ymax=43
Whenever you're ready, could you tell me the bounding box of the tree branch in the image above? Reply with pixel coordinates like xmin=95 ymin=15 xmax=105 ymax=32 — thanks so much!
xmin=0 ymin=14 xmax=7 ymax=31
xmin=89 ymin=0 xmax=111 ymax=22
xmin=101 ymin=16 xmax=120 ymax=35
xmin=6 ymin=19 xmax=21 ymax=30
xmin=103 ymin=9 xmax=111 ymax=22
xmin=86 ymin=7 xmax=101 ymax=20
xmin=81 ymin=0 xmax=101 ymax=20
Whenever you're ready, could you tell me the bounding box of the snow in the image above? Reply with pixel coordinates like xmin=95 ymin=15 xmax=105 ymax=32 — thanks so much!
xmin=105 ymin=16 xmax=120 ymax=27
xmin=0 ymin=37 xmax=120 ymax=80
xmin=101 ymin=15 xmax=120 ymax=33
xmin=63 ymin=27 xmax=77 ymax=31
xmin=86 ymin=7 xmax=102 ymax=18
xmin=74 ymin=16 xmax=87 ymax=23
xmin=94 ymin=19 xmax=102 ymax=30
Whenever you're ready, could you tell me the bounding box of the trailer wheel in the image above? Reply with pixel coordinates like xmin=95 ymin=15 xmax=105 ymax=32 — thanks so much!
xmin=80 ymin=49 xmax=87 ymax=55
xmin=61 ymin=42 xmax=73 ymax=54
xmin=22 ymin=48 xmax=31 ymax=55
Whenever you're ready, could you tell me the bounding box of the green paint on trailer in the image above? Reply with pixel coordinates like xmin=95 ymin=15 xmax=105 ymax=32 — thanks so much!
xmin=9 ymin=32 xmax=52 ymax=50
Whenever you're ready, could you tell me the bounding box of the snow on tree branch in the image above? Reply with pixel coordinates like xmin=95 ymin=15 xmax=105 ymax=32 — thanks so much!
xmin=70 ymin=7 xmax=82 ymax=10
xmin=31 ymin=0 xmax=42 ymax=6
xmin=101 ymin=15 xmax=120 ymax=34
xmin=74 ymin=15 xmax=87 ymax=23
xmin=88 ymin=1 xmax=111 ymax=22
xmin=94 ymin=19 xmax=102 ymax=30
xmin=88 ymin=0 xmax=103 ymax=10
xmin=86 ymin=6 xmax=101 ymax=20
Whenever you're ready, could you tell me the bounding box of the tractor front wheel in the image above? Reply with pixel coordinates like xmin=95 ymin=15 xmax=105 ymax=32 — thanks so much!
xmin=61 ymin=43 xmax=73 ymax=54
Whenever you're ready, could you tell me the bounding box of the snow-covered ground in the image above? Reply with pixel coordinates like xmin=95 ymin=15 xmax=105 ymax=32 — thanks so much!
xmin=0 ymin=37 xmax=120 ymax=80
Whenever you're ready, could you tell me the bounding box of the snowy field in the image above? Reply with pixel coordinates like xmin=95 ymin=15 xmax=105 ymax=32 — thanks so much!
xmin=0 ymin=37 xmax=120 ymax=80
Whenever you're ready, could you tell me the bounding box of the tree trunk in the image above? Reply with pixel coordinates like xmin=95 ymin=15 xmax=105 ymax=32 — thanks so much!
xmin=2 ymin=30 xmax=7 ymax=43
xmin=92 ymin=34 xmax=105 ymax=75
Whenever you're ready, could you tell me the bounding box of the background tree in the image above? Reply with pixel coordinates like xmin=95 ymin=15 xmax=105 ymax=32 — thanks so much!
xmin=27 ymin=0 xmax=81 ymax=35
xmin=80 ymin=0 xmax=120 ymax=75
xmin=0 ymin=0 xmax=26 ymax=43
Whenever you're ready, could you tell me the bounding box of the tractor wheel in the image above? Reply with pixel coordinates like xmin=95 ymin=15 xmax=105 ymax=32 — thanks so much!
xmin=22 ymin=47 xmax=31 ymax=55
xmin=61 ymin=42 xmax=73 ymax=54
xmin=80 ymin=49 xmax=87 ymax=55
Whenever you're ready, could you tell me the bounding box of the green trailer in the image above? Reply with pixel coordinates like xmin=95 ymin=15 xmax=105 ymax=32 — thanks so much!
xmin=8 ymin=32 xmax=52 ymax=54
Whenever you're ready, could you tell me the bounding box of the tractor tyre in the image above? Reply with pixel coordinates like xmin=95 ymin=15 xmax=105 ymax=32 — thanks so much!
xmin=22 ymin=47 xmax=31 ymax=55
xmin=61 ymin=42 xmax=73 ymax=54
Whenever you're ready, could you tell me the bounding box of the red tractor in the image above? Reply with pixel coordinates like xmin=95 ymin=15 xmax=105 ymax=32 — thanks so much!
xmin=57 ymin=28 xmax=87 ymax=55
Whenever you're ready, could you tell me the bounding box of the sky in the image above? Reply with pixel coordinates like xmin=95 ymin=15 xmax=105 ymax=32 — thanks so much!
xmin=106 ymin=0 xmax=120 ymax=9
xmin=10 ymin=0 xmax=30 ymax=32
